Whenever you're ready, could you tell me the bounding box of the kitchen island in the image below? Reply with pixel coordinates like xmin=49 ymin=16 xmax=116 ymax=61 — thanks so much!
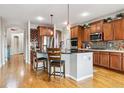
xmin=62 ymin=51 xmax=93 ymax=81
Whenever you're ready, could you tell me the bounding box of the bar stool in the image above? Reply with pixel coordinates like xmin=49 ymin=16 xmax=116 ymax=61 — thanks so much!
xmin=47 ymin=48 xmax=65 ymax=81
xmin=33 ymin=51 xmax=47 ymax=71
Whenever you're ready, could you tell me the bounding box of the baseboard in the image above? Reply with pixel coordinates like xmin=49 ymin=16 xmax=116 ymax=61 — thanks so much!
xmin=67 ymin=74 xmax=93 ymax=81
xmin=76 ymin=75 xmax=93 ymax=81
xmin=67 ymin=75 xmax=77 ymax=81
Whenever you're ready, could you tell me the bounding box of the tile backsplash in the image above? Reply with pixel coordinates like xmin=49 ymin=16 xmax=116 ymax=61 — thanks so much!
xmin=91 ymin=40 xmax=124 ymax=50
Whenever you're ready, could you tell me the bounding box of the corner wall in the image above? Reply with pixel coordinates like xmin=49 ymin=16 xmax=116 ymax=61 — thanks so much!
xmin=0 ymin=17 xmax=7 ymax=68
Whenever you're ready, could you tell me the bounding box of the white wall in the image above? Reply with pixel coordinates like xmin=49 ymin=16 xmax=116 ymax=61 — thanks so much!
xmin=0 ymin=17 xmax=2 ymax=67
xmin=0 ymin=17 xmax=7 ymax=68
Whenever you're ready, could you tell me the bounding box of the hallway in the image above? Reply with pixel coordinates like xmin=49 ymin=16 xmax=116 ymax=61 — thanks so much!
xmin=1 ymin=54 xmax=124 ymax=88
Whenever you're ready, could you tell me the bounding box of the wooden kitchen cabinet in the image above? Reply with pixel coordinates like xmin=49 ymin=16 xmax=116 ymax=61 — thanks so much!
xmin=37 ymin=26 xmax=54 ymax=36
xmin=71 ymin=26 xmax=83 ymax=48
xmin=122 ymin=53 xmax=124 ymax=71
xmin=71 ymin=26 xmax=79 ymax=38
xmin=93 ymin=52 xmax=100 ymax=65
xmin=82 ymin=28 xmax=90 ymax=42
xmin=90 ymin=23 xmax=96 ymax=33
xmin=110 ymin=52 xmax=122 ymax=71
xmin=113 ymin=19 xmax=124 ymax=40
xmin=90 ymin=20 xmax=103 ymax=33
xmin=96 ymin=21 xmax=103 ymax=32
xmin=100 ymin=52 xmax=110 ymax=68
xmin=103 ymin=22 xmax=114 ymax=41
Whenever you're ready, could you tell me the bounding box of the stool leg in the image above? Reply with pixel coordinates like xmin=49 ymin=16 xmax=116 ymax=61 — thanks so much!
xmin=63 ymin=63 xmax=65 ymax=78
xmin=43 ymin=61 xmax=45 ymax=71
xmin=54 ymin=66 xmax=55 ymax=78
xmin=49 ymin=64 xmax=51 ymax=81
xmin=60 ymin=65 xmax=62 ymax=77
xmin=46 ymin=59 xmax=48 ymax=70
xmin=36 ymin=62 xmax=38 ymax=71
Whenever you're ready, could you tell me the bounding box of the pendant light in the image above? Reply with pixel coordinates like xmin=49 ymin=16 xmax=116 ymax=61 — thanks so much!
xmin=67 ymin=4 xmax=70 ymax=31
xmin=50 ymin=14 xmax=53 ymax=26
xmin=50 ymin=14 xmax=53 ymax=35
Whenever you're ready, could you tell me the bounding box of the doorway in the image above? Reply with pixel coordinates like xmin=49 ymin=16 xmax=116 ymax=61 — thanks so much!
xmin=10 ymin=33 xmax=24 ymax=55
xmin=13 ymin=36 xmax=19 ymax=54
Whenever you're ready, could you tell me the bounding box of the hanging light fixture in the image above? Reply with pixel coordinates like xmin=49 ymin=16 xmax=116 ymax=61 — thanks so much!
xmin=50 ymin=14 xmax=54 ymax=35
xmin=50 ymin=14 xmax=53 ymax=26
xmin=67 ymin=4 xmax=70 ymax=31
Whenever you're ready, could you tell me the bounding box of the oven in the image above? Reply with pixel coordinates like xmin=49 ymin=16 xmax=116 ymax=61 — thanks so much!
xmin=71 ymin=38 xmax=78 ymax=49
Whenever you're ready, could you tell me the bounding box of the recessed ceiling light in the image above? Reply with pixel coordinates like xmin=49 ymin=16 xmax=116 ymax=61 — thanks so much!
xmin=36 ymin=16 xmax=44 ymax=21
xmin=81 ymin=12 xmax=90 ymax=17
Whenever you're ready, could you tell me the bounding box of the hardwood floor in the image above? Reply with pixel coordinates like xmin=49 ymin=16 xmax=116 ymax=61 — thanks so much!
xmin=1 ymin=54 xmax=124 ymax=88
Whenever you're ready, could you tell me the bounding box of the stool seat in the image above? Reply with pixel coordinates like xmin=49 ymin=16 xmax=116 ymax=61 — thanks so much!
xmin=51 ymin=60 xmax=65 ymax=63
xmin=38 ymin=57 xmax=47 ymax=60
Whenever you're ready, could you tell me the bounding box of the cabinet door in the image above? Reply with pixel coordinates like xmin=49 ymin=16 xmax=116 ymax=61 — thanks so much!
xmin=78 ymin=27 xmax=83 ymax=48
xmin=71 ymin=28 xmax=74 ymax=38
xmin=93 ymin=52 xmax=100 ymax=65
xmin=122 ymin=54 xmax=124 ymax=71
xmin=90 ymin=23 xmax=96 ymax=33
xmin=74 ymin=27 xmax=78 ymax=38
xmin=103 ymin=22 xmax=114 ymax=41
xmin=113 ymin=19 xmax=124 ymax=40
xmin=96 ymin=21 xmax=103 ymax=32
xmin=71 ymin=27 xmax=78 ymax=38
xmin=100 ymin=52 xmax=110 ymax=68
xmin=83 ymin=28 xmax=90 ymax=42
xmin=110 ymin=53 xmax=122 ymax=71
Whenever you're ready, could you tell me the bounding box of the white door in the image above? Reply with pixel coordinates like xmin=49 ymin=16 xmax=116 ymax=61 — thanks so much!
xmin=13 ymin=36 xmax=19 ymax=54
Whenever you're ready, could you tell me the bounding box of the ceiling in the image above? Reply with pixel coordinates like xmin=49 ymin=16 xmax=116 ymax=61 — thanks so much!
xmin=0 ymin=4 xmax=124 ymax=29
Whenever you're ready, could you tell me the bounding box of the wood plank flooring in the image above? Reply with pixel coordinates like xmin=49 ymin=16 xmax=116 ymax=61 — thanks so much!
xmin=0 ymin=54 xmax=124 ymax=88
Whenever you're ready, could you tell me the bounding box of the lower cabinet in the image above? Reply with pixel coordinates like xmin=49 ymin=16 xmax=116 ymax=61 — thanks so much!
xmin=93 ymin=51 xmax=124 ymax=72
xmin=93 ymin=52 xmax=100 ymax=65
xmin=100 ymin=52 xmax=109 ymax=68
xmin=122 ymin=53 xmax=124 ymax=71
xmin=109 ymin=53 xmax=122 ymax=71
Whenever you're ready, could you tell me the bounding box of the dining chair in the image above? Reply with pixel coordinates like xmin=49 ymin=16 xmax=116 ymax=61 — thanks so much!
xmin=47 ymin=48 xmax=65 ymax=81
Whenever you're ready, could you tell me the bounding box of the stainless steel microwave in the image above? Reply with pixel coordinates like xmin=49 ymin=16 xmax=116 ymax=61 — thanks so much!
xmin=90 ymin=32 xmax=103 ymax=41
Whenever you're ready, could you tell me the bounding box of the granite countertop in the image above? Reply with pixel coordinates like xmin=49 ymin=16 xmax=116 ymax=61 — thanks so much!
xmin=79 ymin=48 xmax=124 ymax=53
xmin=62 ymin=50 xmax=93 ymax=54
xmin=31 ymin=48 xmax=124 ymax=54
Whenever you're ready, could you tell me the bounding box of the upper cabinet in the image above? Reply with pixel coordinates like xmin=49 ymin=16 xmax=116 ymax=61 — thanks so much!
xmin=96 ymin=21 xmax=103 ymax=32
xmin=90 ymin=21 xmax=103 ymax=33
xmin=37 ymin=26 xmax=54 ymax=36
xmin=82 ymin=28 xmax=90 ymax=42
xmin=112 ymin=19 xmax=124 ymax=40
xmin=90 ymin=23 xmax=96 ymax=33
xmin=103 ymin=22 xmax=114 ymax=41
xmin=71 ymin=18 xmax=124 ymax=45
xmin=70 ymin=26 xmax=79 ymax=38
